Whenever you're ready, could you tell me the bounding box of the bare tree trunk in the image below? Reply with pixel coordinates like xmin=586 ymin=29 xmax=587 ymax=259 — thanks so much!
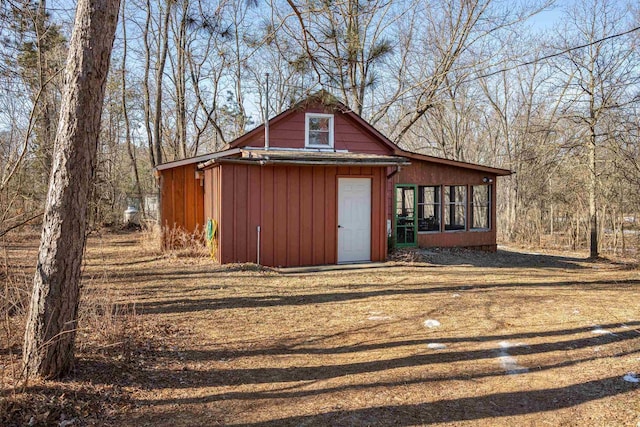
xmin=153 ymin=1 xmax=171 ymax=165
xmin=34 ymin=1 xmax=50 ymax=167
xmin=174 ymin=0 xmax=188 ymax=158
xmin=142 ymin=0 xmax=156 ymax=168
xmin=231 ymin=3 xmax=247 ymax=137
xmin=23 ymin=0 xmax=120 ymax=379
xmin=120 ymin=0 xmax=144 ymax=216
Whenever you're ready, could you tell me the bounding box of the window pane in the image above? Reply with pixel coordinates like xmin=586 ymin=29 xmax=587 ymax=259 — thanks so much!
xmin=472 ymin=207 xmax=489 ymax=229
xmin=309 ymin=130 xmax=329 ymax=146
xmin=396 ymin=187 xmax=414 ymax=218
xmin=307 ymin=115 xmax=332 ymax=146
xmin=473 ymin=185 xmax=489 ymax=206
xmin=397 ymin=226 xmax=416 ymax=244
xmin=444 ymin=185 xmax=466 ymax=231
xmin=397 ymin=226 xmax=406 ymax=244
xmin=418 ymin=186 xmax=440 ymax=232
xmin=455 ymin=205 xmax=465 ymax=223
xmin=309 ymin=117 xmax=330 ymax=131
xmin=404 ymin=226 xmax=415 ymax=243
xmin=471 ymin=185 xmax=490 ymax=229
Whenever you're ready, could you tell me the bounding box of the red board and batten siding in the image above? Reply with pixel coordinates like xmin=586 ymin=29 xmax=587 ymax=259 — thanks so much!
xmin=204 ymin=163 xmax=387 ymax=267
xmin=159 ymin=164 xmax=205 ymax=237
xmin=233 ymin=108 xmax=393 ymax=155
xmin=391 ymin=161 xmax=498 ymax=250
xmin=203 ymin=165 xmax=221 ymax=240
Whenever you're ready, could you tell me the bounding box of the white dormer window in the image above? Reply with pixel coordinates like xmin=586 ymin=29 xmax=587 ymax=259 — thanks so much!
xmin=305 ymin=113 xmax=334 ymax=148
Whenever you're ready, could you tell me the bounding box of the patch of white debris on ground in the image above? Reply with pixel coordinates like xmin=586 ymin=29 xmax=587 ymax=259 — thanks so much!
xmin=497 ymin=341 xmax=529 ymax=375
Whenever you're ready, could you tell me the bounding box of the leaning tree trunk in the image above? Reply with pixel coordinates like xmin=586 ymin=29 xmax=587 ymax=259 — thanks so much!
xmin=23 ymin=0 xmax=120 ymax=379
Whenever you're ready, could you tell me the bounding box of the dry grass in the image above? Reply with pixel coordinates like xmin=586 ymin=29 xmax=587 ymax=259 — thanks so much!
xmin=159 ymin=225 xmax=210 ymax=258
xmin=1 ymin=231 xmax=35 ymax=389
xmin=0 ymin=230 xmax=144 ymax=426
xmin=1 ymin=232 xmax=639 ymax=426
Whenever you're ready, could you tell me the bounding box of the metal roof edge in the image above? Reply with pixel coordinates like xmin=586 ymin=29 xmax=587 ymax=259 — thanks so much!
xmin=395 ymin=150 xmax=512 ymax=176
xmin=155 ymin=148 xmax=241 ymax=171
xmin=215 ymin=157 xmax=410 ymax=167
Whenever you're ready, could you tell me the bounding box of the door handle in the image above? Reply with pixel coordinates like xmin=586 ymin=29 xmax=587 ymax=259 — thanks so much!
xmin=338 ymin=225 xmax=343 ymax=228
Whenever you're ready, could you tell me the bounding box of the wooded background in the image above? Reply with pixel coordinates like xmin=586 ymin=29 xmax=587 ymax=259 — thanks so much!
xmin=1 ymin=0 xmax=639 ymax=256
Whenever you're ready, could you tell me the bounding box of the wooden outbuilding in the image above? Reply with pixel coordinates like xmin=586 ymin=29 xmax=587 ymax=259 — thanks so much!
xmin=155 ymin=95 xmax=511 ymax=267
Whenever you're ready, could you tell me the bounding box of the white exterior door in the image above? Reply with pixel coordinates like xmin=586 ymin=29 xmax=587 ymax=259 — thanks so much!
xmin=338 ymin=178 xmax=371 ymax=263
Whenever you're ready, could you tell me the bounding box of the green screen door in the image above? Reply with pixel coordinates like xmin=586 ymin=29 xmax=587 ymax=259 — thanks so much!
xmin=395 ymin=185 xmax=417 ymax=247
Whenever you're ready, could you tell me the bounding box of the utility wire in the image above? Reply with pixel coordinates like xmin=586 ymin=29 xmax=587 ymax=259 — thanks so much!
xmin=475 ymin=25 xmax=640 ymax=81
xmin=218 ymin=24 xmax=640 ymax=111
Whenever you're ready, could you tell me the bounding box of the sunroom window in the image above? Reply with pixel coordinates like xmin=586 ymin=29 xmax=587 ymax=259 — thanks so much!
xmin=444 ymin=185 xmax=466 ymax=231
xmin=418 ymin=186 xmax=440 ymax=232
xmin=305 ymin=113 xmax=334 ymax=148
xmin=471 ymin=185 xmax=491 ymax=230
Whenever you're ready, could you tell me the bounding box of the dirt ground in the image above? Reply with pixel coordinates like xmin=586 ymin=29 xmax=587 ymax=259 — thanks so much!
xmin=1 ymin=231 xmax=639 ymax=426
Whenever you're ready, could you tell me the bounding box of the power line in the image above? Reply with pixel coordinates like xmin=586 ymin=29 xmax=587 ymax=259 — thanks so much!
xmin=233 ymin=24 xmax=640 ymax=111
xmin=475 ymin=25 xmax=640 ymax=81
xmin=342 ymin=24 xmax=640 ymax=111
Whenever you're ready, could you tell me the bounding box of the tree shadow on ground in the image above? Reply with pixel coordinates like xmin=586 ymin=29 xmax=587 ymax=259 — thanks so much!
xmin=405 ymin=247 xmax=600 ymax=269
xmin=133 ymin=278 xmax=640 ymax=315
xmin=277 ymin=248 xmax=594 ymax=273
xmin=95 ymin=343 xmax=640 ymax=426
xmin=224 ymin=376 xmax=638 ymax=426
xmin=148 ymin=320 xmax=640 ymax=359
xmin=0 ymin=346 xmax=22 ymax=357
xmin=140 ymin=350 xmax=639 ymax=405
xmin=72 ymin=326 xmax=640 ymax=390
xmin=62 ymin=320 xmax=640 ymax=425
xmin=99 ymin=269 xmax=266 ymax=285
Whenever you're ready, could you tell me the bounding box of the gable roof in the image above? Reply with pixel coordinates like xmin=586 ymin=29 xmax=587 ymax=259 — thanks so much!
xmin=155 ymin=92 xmax=512 ymax=176
xmin=224 ymin=92 xmax=511 ymax=176
xmin=227 ymin=91 xmax=399 ymax=153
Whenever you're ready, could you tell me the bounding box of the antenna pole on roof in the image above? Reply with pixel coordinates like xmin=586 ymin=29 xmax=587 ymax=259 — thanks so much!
xmin=264 ymin=73 xmax=270 ymax=150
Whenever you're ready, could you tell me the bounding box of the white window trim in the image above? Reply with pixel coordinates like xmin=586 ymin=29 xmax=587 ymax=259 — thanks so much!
xmin=305 ymin=113 xmax=334 ymax=149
